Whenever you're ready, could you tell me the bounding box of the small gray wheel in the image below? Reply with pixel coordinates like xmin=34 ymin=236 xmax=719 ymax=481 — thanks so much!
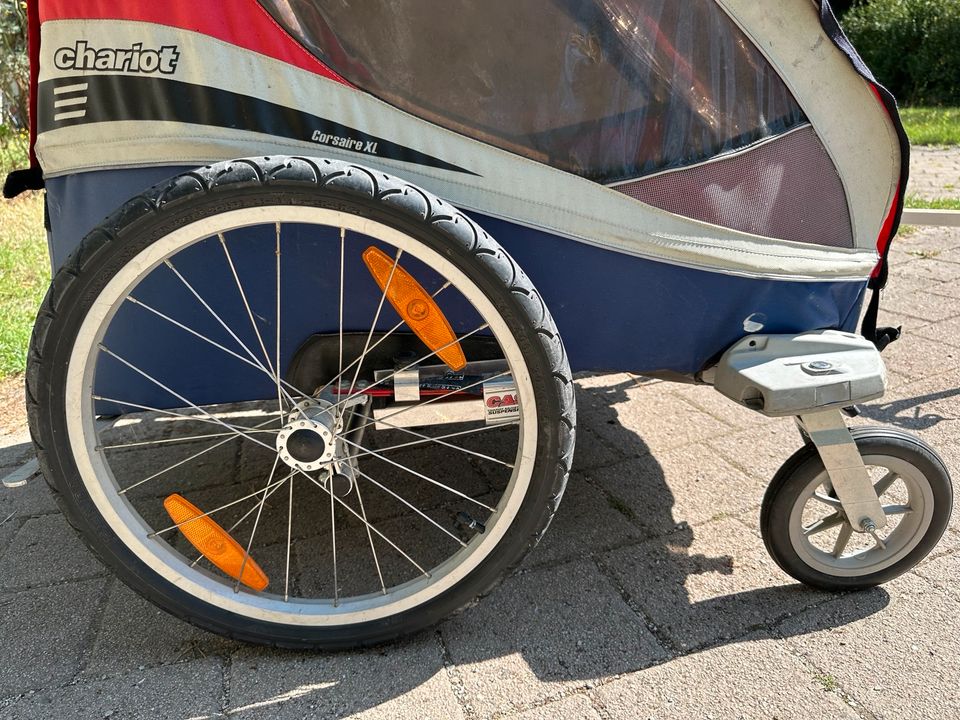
xmin=760 ymin=427 xmax=952 ymax=590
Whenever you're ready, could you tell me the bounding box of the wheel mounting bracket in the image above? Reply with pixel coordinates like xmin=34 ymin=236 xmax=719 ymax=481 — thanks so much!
xmin=796 ymin=410 xmax=887 ymax=530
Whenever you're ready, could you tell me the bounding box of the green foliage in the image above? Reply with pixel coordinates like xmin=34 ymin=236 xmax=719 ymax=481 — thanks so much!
xmin=1 ymin=1 xmax=29 ymax=173
xmin=900 ymin=107 xmax=960 ymax=146
xmin=0 ymin=127 xmax=28 ymax=175
xmin=843 ymin=0 xmax=960 ymax=105
xmin=0 ymin=192 xmax=48 ymax=377
xmin=905 ymin=196 xmax=960 ymax=211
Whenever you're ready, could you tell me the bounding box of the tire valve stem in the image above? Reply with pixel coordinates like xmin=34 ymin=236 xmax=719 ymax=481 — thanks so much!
xmin=456 ymin=511 xmax=486 ymax=534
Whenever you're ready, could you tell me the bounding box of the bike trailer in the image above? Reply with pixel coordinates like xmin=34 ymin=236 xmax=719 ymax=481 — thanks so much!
xmin=3 ymin=0 xmax=950 ymax=648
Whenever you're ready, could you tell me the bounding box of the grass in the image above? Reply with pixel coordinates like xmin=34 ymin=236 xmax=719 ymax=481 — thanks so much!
xmin=905 ymin=195 xmax=960 ymax=211
xmin=0 ymin=131 xmax=29 ymax=177
xmin=814 ymin=674 xmax=839 ymax=692
xmin=900 ymin=107 xmax=960 ymax=146
xmin=0 ymin=191 xmax=49 ymax=377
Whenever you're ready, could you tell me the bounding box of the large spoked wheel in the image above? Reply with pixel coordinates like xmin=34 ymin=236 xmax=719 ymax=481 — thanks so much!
xmin=27 ymin=157 xmax=575 ymax=648
xmin=761 ymin=427 xmax=952 ymax=591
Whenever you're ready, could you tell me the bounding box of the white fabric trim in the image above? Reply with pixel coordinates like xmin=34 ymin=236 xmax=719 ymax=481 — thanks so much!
xmin=35 ymin=18 xmax=885 ymax=282
xmin=716 ymin=0 xmax=901 ymax=254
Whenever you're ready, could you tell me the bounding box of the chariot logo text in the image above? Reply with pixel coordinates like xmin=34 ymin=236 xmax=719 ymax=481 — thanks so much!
xmin=54 ymin=41 xmax=180 ymax=74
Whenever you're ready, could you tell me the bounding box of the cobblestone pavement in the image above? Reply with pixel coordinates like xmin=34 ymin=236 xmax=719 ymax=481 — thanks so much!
xmin=909 ymin=147 xmax=960 ymax=200
xmin=1 ymin=231 xmax=958 ymax=718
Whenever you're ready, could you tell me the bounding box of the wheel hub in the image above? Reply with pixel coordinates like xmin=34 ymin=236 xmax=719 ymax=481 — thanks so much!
xmin=276 ymin=399 xmax=338 ymax=472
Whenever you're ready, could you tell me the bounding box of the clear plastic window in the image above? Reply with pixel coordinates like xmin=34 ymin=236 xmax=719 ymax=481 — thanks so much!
xmin=260 ymin=0 xmax=807 ymax=182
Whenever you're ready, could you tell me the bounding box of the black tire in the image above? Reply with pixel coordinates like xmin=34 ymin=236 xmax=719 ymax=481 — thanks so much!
xmin=761 ymin=427 xmax=952 ymax=591
xmin=27 ymin=156 xmax=576 ymax=649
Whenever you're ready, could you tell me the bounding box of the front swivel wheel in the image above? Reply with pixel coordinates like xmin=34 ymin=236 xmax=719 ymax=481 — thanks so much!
xmin=761 ymin=427 xmax=952 ymax=591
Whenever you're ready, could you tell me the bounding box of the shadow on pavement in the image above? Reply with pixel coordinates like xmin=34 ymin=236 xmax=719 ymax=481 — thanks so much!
xmin=0 ymin=378 xmax=889 ymax=718
xmin=860 ymin=386 xmax=960 ymax=430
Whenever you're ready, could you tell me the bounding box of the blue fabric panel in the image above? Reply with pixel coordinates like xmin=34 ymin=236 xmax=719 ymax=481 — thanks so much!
xmin=45 ymin=165 xmax=867 ymax=407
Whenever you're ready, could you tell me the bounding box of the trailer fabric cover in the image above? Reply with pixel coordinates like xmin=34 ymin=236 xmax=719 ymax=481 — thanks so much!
xmin=32 ymin=0 xmax=897 ymax=281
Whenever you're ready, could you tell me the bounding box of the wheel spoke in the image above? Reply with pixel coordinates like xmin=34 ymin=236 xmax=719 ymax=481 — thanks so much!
xmin=330 ymin=467 xmax=339 ymax=606
xmin=284 ymin=474 xmax=295 ymax=601
xmin=874 ymin=471 xmax=899 ymax=497
xmin=351 ymin=465 xmax=386 ymax=595
xmin=882 ymin=504 xmax=913 ymax=516
xmin=338 ymin=228 xmax=345 ymax=388
xmin=833 ymin=523 xmax=854 ymax=558
xmin=101 ymin=427 xmax=279 ymax=451
xmin=235 ymin=455 xmax=281 ymax=592
xmin=220 ymin=233 xmax=276 ymax=377
xmin=328 ymin=322 xmax=490 ymax=415
xmin=339 ymin=436 xmax=495 ymax=512
xmin=191 ymin=476 xmax=290 ymax=567
xmin=115 ymin=414 xmax=283 ymax=495
xmin=151 ymin=471 xmax=294 ymax=537
xmin=350 ymin=369 xmax=509 ymax=436
xmin=95 ymin=348 xmax=276 ymax=453
xmin=274 ymin=224 xmax=287 ymax=427
xmin=314 ymin=282 xmax=451 ymax=398
xmin=370 ymin=415 xmax=514 ymax=468
xmin=802 ymin=512 xmax=845 ymax=537
xmin=346 ymin=249 xmax=402 ymax=403
xmin=353 ymin=466 xmax=468 ymax=547
xmin=297 ymin=469 xmax=428 ymax=577
xmin=812 ymin=492 xmax=843 ymax=510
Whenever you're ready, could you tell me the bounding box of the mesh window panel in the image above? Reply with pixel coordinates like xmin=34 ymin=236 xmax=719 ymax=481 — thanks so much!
xmin=615 ymin=126 xmax=854 ymax=248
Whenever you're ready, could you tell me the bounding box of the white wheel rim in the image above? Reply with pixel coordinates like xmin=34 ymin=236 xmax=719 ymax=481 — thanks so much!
xmin=788 ymin=453 xmax=934 ymax=577
xmin=65 ymin=206 xmax=539 ymax=625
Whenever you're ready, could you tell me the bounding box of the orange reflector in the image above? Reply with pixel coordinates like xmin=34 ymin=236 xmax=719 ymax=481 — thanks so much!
xmin=163 ymin=494 xmax=269 ymax=591
xmin=362 ymin=246 xmax=467 ymax=371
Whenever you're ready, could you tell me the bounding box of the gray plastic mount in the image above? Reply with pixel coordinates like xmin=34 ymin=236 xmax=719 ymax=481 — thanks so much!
xmin=713 ymin=330 xmax=886 ymax=417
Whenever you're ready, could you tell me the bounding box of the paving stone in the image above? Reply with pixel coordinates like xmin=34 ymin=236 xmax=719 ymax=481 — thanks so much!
xmin=706 ymin=418 xmax=803 ymax=484
xmin=882 ymin=279 xmax=960 ymax=325
xmin=779 ymin=575 xmax=960 ymax=720
xmin=1 ymin=659 xmax=223 ymax=720
xmin=870 ymin=331 xmax=960 ymax=390
xmin=441 ymin=560 xmax=667 ymax=719
xmin=228 ymin=634 xmax=462 ymax=719
xmin=916 ymin=313 xmax=960 ymax=353
xmin=592 ymin=632 xmax=859 ymax=720
xmin=894 ymin=224 xmax=960 ymax=254
xmin=570 ymin=424 xmax=626 ymax=472
xmin=896 ymin=257 xmax=960 ymax=285
xmin=587 ymin=447 xmax=765 ymax=538
xmin=522 ymin=472 xmax=645 ymax=568
xmin=913 ymin=550 xmax=960 ymax=603
xmin=0 ymin=475 xmax=60 ymax=519
xmin=601 ymin=518 xmax=836 ymax=651
xmin=508 ymin=693 xmax=602 ymax=719
xmin=666 ymin=382 xmax=768 ymax=431
xmin=0 ymin=436 xmax=32 ymax=475
xmin=909 ymin=148 xmax=960 ymax=201
xmin=83 ymin=581 xmax=241 ymax=678
xmin=0 ymin=517 xmax=19 ymax=559
xmin=855 ymin=390 xmax=960 ymax=440
xmin=0 ymin=514 xmax=105 ymax=591
xmin=0 ymin=578 xmax=106 ymax=697
xmin=581 ymin=381 xmax=734 ymax=459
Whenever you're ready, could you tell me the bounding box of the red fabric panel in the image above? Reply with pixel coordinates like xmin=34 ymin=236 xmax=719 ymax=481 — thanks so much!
xmin=38 ymin=0 xmax=350 ymax=85
xmin=872 ymin=186 xmax=900 ymax=279
xmin=868 ymin=85 xmax=902 ymax=279
xmin=28 ymin=0 xmax=41 ymax=166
